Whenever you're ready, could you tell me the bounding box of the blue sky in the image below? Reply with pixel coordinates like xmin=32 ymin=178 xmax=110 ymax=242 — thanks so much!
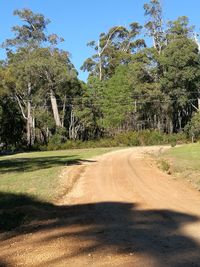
xmin=0 ymin=0 xmax=200 ymax=81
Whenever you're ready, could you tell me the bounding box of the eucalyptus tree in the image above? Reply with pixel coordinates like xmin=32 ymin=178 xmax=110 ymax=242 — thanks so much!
xmin=144 ymin=0 xmax=166 ymax=55
xmin=160 ymin=17 xmax=200 ymax=132
xmin=143 ymin=1 xmax=200 ymax=132
xmin=2 ymin=9 xmax=67 ymax=146
xmin=2 ymin=9 xmax=50 ymax=146
xmin=30 ymin=47 xmax=81 ymax=138
xmin=74 ymin=77 xmax=105 ymax=140
xmin=4 ymin=48 xmax=42 ymax=146
xmin=30 ymin=48 xmax=78 ymax=126
xmin=101 ymin=65 xmax=132 ymax=132
xmin=81 ymin=23 xmax=145 ymax=80
xmin=3 ymin=9 xmax=50 ymax=49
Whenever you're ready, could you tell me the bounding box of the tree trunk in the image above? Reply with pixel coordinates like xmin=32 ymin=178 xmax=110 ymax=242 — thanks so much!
xmin=27 ymin=99 xmax=31 ymax=147
xmin=69 ymin=108 xmax=75 ymax=139
xmin=27 ymin=82 xmax=35 ymax=147
xmin=98 ymin=40 xmax=103 ymax=81
xmin=69 ymin=107 xmax=79 ymax=140
xmin=32 ymin=116 xmax=35 ymax=145
xmin=61 ymin=95 xmax=66 ymax=127
xmin=169 ymin=119 xmax=173 ymax=134
xmin=157 ymin=119 xmax=161 ymax=132
xmin=198 ymin=98 xmax=200 ymax=111
xmin=50 ymin=89 xmax=62 ymax=127
xmin=178 ymin=111 xmax=182 ymax=131
xmin=99 ymin=58 xmax=102 ymax=81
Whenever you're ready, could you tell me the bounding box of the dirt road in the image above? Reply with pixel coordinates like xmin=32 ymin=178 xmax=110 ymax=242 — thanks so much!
xmin=1 ymin=147 xmax=200 ymax=267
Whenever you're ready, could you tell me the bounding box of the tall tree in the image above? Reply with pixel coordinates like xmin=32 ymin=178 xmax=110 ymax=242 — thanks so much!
xmin=4 ymin=49 xmax=40 ymax=146
xmin=144 ymin=0 xmax=165 ymax=55
xmin=31 ymin=47 xmax=80 ymax=130
xmin=3 ymin=9 xmax=50 ymax=49
xmin=81 ymin=23 xmax=145 ymax=80
xmin=74 ymin=77 xmax=104 ymax=140
xmin=2 ymin=9 xmax=65 ymax=146
xmin=160 ymin=17 xmax=200 ymax=132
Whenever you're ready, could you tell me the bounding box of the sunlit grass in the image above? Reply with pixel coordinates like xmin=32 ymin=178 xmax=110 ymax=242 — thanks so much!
xmin=160 ymin=143 xmax=200 ymax=190
xmin=0 ymin=148 xmax=117 ymax=202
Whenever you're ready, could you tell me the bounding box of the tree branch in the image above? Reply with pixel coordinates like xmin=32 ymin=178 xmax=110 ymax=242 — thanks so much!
xmin=15 ymin=94 xmax=28 ymax=120
xmin=100 ymin=26 xmax=121 ymax=55
xmin=189 ymin=100 xmax=199 ymax=111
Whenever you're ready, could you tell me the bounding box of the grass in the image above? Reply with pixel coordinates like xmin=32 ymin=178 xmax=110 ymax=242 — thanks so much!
xmin=159 ymin=143 xmax=200 ymax=190
xmin=0 ymin=147 xmax=118 ymax=203
xmin=0 ymin=147 xmax=120 ymax=231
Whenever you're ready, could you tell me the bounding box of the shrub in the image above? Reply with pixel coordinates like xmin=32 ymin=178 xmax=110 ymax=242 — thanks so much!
xmin=185 ymin=112 xmax=200 ymax=142
xmin=114 ymin=132 xmax=140 ymax=146
xmin=137 ymin=130 xmax=163 ymax=146
xmin=42 ymin=130 xmax=187 ymax=151
xmin=158 ymin=159 xmax=171 ymax=174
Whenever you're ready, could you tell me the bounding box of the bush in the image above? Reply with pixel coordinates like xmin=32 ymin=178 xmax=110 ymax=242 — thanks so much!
xmin=158 ymin=159 xmax=171 ymax=174
xmin=42 ymin=130 xmax=187 ymax=151
xmin=114 ymin=132 xmax=140 ymax=146
xmin=185 ymin=112 xmax=200 ymax=142
xmin=47 ymin=128 xmax=67 ymax=150
xmin=114 ymin=130 xmax=186 ymax=147
xmin=138 ymin=130 xmax=163 ymax=145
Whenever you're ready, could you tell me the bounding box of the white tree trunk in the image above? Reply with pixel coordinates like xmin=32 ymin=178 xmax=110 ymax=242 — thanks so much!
xmin=61 ymin=95 xmax=66 ymax=127
xmin=99 ymin=58 xmax=102 ymax=81
xmin=97 ymin=27 xmax=120 ymax=81
xmin=50 ymin=89 xmax=62 ymax=127
xmin=27 ymin=98 xmax=31 ymax=147
xmin=27 ymin=83 xmax=35 ymax=147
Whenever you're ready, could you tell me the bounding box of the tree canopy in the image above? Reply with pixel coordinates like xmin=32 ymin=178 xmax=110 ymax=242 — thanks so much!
xmin=1 ymin=0 xmax=200 ymax=150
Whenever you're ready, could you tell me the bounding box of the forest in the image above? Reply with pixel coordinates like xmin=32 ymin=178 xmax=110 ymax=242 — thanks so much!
xmin=1 ymin=0 xmax=200 ymax=150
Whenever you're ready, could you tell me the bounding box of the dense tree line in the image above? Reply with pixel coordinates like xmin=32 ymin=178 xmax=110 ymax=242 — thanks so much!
xmin=1 ymin=0 xmax=200 ymax=150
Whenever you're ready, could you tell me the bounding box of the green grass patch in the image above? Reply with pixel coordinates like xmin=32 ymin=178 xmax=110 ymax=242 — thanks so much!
xmin=159 ymin=143 xmax=200 ymax=190
xmin=0 ymin=148 xmax=117 ymax=203
xmin=0 ymin=147 xmax=120 ymax=232
xmin=38 ymin=130 xmax=187 ymax=151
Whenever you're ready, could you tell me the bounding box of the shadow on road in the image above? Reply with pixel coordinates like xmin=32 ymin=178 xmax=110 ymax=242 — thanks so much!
xmin=0 ymin=192 xmax=200 ymax=267
xmin=0 ymin=156 xmax=96 ymax=174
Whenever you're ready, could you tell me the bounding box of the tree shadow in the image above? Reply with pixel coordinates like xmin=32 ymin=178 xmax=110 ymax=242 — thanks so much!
xmin=0 ymin=261 xmax=8 ymax=267
xmin=0 ymin=192 xmax=200 ymax=267
xmin=0 ymin=156 xmax=96 ymax=174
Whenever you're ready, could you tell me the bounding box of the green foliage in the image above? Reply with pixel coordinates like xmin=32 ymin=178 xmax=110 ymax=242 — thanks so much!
xmin=167 ymin=16 xmax=194 ymax=39
xmin=1 ymin=9 xmax=81 ymax=149
xmin=157 ymin=159 xmax=171 ymax=173
xmin=43 ymin=130 xmax=187 ymax=151
xmin=48 ymin=128 xmax=67 ymax=150
xmin=74 ymin=76 xmax=104 ymax=139
xmin=81 ymin=23 xmax=145 ymax=80
xmin=113 ymin=131 xmax=186 ymax=146
xmin=0 ymin=3 xmax=200 ymax=151
xmin=184 ymin=112 xmax=200 ymax=141
xmin=2 ymin=8 xmax=60 ymax=49
xmin=101 ymin=65 xmax=132 ymax=129
xmin=144 ymin=0 xmax=165 ymax=54
xmin=113 ymin=132 xmax=140 ymax=146
xmin=0 ymin=97 xmax=25 ymax=149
